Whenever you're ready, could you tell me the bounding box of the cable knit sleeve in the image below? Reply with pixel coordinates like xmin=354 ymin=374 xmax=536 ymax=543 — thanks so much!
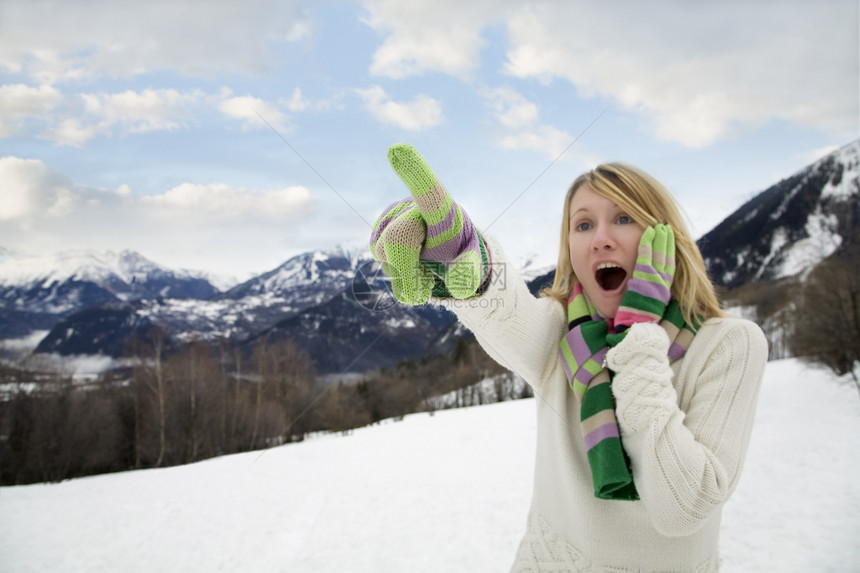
xmin=435 ymin=235 xmax=566 ymax=391
xmin=605 ymin=319 xmax=767 ymax=537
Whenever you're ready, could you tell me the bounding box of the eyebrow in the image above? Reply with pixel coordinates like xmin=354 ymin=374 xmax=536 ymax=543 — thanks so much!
xmin=570 ymin=203 xmax=626 ymax=218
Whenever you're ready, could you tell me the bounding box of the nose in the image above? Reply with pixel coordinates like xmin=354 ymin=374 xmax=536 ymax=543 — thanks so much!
xmin=591 ymin=224 xmax=616 ymax=251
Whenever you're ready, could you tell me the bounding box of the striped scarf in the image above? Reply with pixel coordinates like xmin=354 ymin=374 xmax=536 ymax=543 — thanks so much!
xmin=558 ymin=283 xmax=698 ymax=501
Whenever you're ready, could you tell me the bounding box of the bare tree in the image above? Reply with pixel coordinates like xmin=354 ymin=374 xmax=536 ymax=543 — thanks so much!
xmin=127 ymin=335 xmax=148 ymax=469
xmin=141 ymin=327 xmax=169 ymax=467
xmin=790 ymin=251 xmax=860 ymax=393
xmin=250 ymin=337 xmax=268 ymax=450
xmin=251 ymin=336 xmax=317 ymax=445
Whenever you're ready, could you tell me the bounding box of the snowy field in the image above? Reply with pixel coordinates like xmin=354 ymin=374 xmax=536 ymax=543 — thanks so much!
xmin=1 ymin=358 xmax=859 ymax=572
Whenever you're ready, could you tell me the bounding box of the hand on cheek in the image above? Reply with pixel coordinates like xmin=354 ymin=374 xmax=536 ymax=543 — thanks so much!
xmin=607 ymin=224 xmax=675 ymax=345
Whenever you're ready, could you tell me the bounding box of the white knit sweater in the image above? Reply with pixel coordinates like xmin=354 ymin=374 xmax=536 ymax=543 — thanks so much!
xmin=439 ymin=238 xmax=768 ymax=572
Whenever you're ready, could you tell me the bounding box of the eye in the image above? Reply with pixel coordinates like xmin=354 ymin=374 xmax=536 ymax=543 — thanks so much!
xmin=573 ymin=221 xmax=592 ymax=232
xmin=617 ymin=214 xmax=634 ymax=225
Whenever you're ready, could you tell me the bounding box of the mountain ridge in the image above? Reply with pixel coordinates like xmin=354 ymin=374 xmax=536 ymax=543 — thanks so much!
xmin=0 ymin=248 xmax=220 ymax=317
xmin=698 ymin=139 xmax=858 ymax=288
xmin=4 ymin=139 xmax=858 ymax=373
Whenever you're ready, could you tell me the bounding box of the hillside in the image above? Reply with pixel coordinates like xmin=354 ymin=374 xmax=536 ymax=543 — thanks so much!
xmin=699 ymin=140 xmax=858 ymax=288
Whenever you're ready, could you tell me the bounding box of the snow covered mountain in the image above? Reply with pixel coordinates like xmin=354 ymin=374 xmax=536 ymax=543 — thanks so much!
xmin=0 ymin=249 xmax=219 ymax=315
xmin=0 ymin=249 xmax=219 ymax=340
xmin=34 ymin=301 xmax=160 ymax=358
xmin=248 ymin=259 xmax=553 ymax=374
xmin=151 ymin=244 xmax=382 ymax=343
xmin=247 ymin=290 xmax=455 ymax=375
xmin=26 ymin=246 xmax=371 ymax=357
xmin=26 ymin=245 xmax=461 ymax=373
xmin=218 ymin=244 xmax=366 ymax=301
xmin=197 ymin=243 xmax=375 ymax=339
xmin=698 ymin=139 xmax=859 ymax=288
xmin=28 ymin=244 xmax=556 ymax=373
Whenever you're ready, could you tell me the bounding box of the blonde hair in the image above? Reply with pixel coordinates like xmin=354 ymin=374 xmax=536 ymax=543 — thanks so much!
xmin=543 ymin=162 xmax=724 ymax=324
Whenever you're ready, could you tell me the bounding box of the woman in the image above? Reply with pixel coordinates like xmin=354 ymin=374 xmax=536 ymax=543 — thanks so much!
xmin=371 ymin=144 xmax=767 ymax=572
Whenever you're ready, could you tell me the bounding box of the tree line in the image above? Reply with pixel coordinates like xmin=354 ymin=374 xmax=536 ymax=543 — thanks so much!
xmin=0 ymin=330 xmax=525 ymax=485
xmin=787 ymin=247 xmax=860 ymax=390
xmin=724 ymin=245 xmax=860 ymax=393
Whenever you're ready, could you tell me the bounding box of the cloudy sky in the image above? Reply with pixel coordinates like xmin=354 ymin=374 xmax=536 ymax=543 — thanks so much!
xmin=1 ymin=0 xmax=857 ymax=284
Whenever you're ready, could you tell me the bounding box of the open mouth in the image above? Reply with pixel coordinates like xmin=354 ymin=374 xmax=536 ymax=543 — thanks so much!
xmin=595 ymin=263 xmax=627 ymax=292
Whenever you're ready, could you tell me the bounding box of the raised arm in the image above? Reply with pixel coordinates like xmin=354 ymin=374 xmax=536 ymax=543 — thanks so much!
xmin=370 ymin=144 xmax=565 ymax=389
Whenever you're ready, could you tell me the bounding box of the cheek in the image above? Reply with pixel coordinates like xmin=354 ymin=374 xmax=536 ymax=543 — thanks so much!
xmin=625 ymin=228 xmax=646 ymax=256
xmin=568 ymin=237 xmax=588 ymax=278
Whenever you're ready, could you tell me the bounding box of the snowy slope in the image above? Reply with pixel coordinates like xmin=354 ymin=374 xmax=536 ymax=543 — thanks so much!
xmin=2 ymin=358 xmax=858 ymax=573
xmin=820 ymin=141 xmax=860 ymax=200
xmin=699 ymin=139 xmax=859 ymax=288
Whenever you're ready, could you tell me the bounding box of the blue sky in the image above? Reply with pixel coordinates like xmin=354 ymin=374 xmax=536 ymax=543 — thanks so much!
xmin=1 ymin=0 xmax=857 ymax=284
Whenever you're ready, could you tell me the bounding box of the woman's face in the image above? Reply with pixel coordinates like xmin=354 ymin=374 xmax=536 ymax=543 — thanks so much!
xmin=568 ymin=184 xmax=645 ymax=318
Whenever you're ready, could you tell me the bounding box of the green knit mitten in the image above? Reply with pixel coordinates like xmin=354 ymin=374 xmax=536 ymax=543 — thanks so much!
xmin=606 ymin=224 xmax=675 ymax=347
xmin=369 ymin=144 xmax=490 ymax=305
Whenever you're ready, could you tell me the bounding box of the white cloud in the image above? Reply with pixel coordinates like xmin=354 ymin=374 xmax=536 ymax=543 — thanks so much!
xmin=81 ymin=89 xmax=201 ymax=134
xmin=0 ymin=156 xmax=318 ymax=277
xmin=283 ymin=88 xmax=310 ymax=112
xmin=279 ymin=87 xmax=343 ymax=113
xmin=2 ymin=1 xmax=854 ymax=151
xmin=3 ymin=86 xmax=296 ymax=145
xmin=0 ymin=156 xmax=312 ymax=224
xmin=31 ymin=88 xmax=203 ymax=146
xmin=0 ymin=84 xmax=62 ymax=136
xmin=356 ymin=85 xmax=442 ymax=130
xmin=218 ymin=94 xmax=291 ymax=133
xmin=358 ymin=0 xmax=858 ymax=147
xmin=0 ymin=156 xmax=84 ymax=223
xmin=498 ymin=125 xmax=573 ymax=159
xmin=482 ymin=87 xmax=538 ymax=129
xmin=39 ymin=118 xmax=104 ymax=147
xmin=0 ymin=0 xmax=311 ymax=83
xmin=142 ymin=182 xmax=312 ymax=219
xmin=502 ymin=2 xmax=859 ymax=147
xmin=481 ymin=86 xmax=573 ymax=159
xmin=360 ymin=0 xmax=513 ymax=79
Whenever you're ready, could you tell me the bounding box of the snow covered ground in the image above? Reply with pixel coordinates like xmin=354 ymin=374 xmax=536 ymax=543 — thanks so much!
xmin=2 ymin=358 xmax=859 ymax=572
